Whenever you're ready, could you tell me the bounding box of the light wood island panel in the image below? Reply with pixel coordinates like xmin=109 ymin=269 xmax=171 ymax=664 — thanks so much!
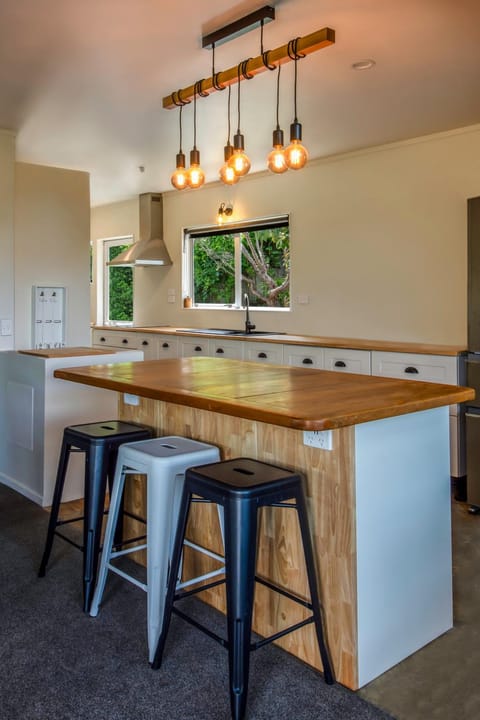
xmin=54 ymin=357 xmax=474 ymax=690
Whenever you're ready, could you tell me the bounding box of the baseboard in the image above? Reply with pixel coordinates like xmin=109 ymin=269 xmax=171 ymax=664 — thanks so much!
xmin=0 ymin=473 xmax=44 ymax=506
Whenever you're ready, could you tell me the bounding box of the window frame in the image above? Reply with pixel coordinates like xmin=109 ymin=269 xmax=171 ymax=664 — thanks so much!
xmin=183 ymin=215 xmax=290 ymax=311
xmin=102 ymin=236 xmax=134 ymax=326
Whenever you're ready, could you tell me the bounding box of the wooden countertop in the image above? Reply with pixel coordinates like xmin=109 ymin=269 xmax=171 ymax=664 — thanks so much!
xmin=92 ymin=325 xmax=466 ymax=356
xmin=54 ymin=357 xmax=474 ymax=431
xmin=19 ymin=347 xmax=114 ymax=358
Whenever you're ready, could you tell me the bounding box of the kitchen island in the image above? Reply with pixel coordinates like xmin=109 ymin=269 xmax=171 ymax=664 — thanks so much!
xmin=54 ymin=357 xmax=473 ymax=689
xmin=0 ymin=347 xmax=143 ymax=505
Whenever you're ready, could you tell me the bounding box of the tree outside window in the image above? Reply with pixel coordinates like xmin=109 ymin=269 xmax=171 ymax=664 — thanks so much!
xmin=104 ymin=239 xmax=133 ymax=323
xmin=187 ymin=217 xmax=290 ymax=308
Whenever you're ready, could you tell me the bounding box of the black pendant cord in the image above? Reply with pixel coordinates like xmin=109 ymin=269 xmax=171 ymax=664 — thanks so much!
xmin=275 ymin=64 xmax=281 ymax=131
xmin=236 ymin=59 xmax=254 ymax=134
xmin=171 ymin=89 xmax=189 ymax=154
xmin=226 ymin=84 xmax=232 ymax=144
xmin=193 ymin=82 xmax=200 ymax=150
xmin=179 ymin=105 xmax=183 ymax=154
xmin=287 ymin=38 xmax=305 ymax=124
xmin=236 ymin=63 xmax=241 ymax=134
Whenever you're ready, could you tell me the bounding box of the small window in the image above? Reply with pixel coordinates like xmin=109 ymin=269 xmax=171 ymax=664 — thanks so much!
xmin=184 ymin=216 xmax=290 ymax=309
xmin=103 ymin=238 xmax=134 ymax=324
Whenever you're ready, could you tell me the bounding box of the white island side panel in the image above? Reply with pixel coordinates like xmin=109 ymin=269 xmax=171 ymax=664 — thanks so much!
xmin=355 ymin=406 xmax=452 ymax=687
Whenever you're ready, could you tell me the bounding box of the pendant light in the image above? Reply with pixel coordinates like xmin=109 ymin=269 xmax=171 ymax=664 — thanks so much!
xmin=219 ymin=84 xmax=239 ymax=185
xmin=267 ymin=64 xmax=288 ymax=174
xmin=284 ymin=39 xmax=308 ymax=171
xmin=228 ymin=61 xmax=251 ymax=177
xmin=170 ymin=98 xmax=189 ymax=191
xmin=187 ymin=82 xmax=205 ymax=189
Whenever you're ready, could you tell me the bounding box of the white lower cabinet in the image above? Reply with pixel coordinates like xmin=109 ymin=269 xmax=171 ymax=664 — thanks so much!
xmin=324 ymin=347 xmax=371 ymax=375
xmin=284 ymin=345 xmax=324 ymax=369
xmin=92 ymin=329 xmax=158 ymax=359
xmin=244 ymin=341 xmax=284 ymax=364
xmin=371 ymin=351 xmax=458 ymax=385
xmin=179 ymin=338 xmax=209 ymax=357
xmin=157 ymin=336 xmax=178 ymax=358
xmin=208 ymin=338 xmax=244 ymax=360
xmin=371 ymin=350 xmax=462 ymax=477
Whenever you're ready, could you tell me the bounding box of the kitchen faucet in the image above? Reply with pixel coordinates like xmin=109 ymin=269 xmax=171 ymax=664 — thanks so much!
xmin=244 ymin=293 xmax=256 ymax=334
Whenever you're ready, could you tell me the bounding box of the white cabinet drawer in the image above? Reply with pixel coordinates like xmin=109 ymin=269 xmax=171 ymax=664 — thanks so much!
xmin=284 ymin=345 xmax=324 ymax=369
xmin=92 ymin=329 xmax=124 ymax=347
xmin=324 ymin=348 xmax=371 ymax=375
xmin=371 ymin=351 xmax=458 ymax=385
xmin=244 ymin=341 xmax=284 ymax=365
xmin=157 ymin=335 xmax=178 ymax=358
xmin=209 ymin=339 xmax=244 ymax=360
xmin=179 ymin=338 xmax=209 ymax=357
xmin=92 ymin=330 xmax=157 ymax=359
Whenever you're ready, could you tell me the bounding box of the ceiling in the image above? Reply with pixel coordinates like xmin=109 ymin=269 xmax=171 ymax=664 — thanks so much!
xmin=1 ymin=0 xmax=480 ymax=207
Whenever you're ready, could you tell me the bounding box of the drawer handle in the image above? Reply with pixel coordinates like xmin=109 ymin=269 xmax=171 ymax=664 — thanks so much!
xmin=334 ymin=360 xmax=346 ymax=368
xmin=258 ymin=352 xmax=267 ymax=359
xmin=142 ymin=340 xmax=149 ymax=346
xmin=404 ymin=366 xmax=419 ymax=374
xmin=302 ymin=358 xmax=313 ymax=364
xmin=195 ymin=346 xmax=202 ymax=352
xmin=216 ymin=348 xmax=225 ymax=354
xmin=99 ymin=337 xmax=106 ymax=342
xmin=162 ymin=342 xmax=169 ymax=348
xmin=122 ymin=339 xmax=128 ymax=344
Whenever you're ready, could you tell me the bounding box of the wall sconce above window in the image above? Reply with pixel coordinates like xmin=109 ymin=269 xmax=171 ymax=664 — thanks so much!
xmin=217 ymin=202 xmax=233 ymax=224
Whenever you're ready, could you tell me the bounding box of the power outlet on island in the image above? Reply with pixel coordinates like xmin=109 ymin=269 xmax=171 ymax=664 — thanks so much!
xmin=303 ymin=430 xmax=333 ymax=451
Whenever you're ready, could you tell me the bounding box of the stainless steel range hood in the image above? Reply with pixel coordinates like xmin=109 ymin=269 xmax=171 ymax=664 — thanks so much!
xmin=108 ymin=192 xmax=172 ymax=267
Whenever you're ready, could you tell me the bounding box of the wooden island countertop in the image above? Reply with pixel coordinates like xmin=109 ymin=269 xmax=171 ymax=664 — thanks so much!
xmin=54 ymin=356 xmax=473 ymax=430
xmin=54 ymin=357 xmax=474 ymax=691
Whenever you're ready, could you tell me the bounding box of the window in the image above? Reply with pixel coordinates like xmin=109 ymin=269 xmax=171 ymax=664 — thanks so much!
xmin=103 ymin=237 xmax=134 ymax=324
xmin=184 ymin=216 xmax=290 ymax=309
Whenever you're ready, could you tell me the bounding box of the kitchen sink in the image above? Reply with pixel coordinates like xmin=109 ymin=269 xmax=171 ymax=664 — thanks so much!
xmin=234 ymin=331 xmax=286 ymax=336
xmin=175 ymin=328 xmax=285 ymax=336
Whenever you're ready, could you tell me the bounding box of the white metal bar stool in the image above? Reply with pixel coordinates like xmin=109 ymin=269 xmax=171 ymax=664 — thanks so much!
xmin=89 ymin=435 xmax=224 ymax=662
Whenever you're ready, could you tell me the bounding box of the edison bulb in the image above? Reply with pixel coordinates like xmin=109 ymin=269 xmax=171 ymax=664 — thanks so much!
xmin=188 ymin=165 xmax=205 ymax=189
xmin=219 ymin=162 xmax=239 ymax=185
xmin=229 ymin=151 xmax=251 ymax=177
xmin=267 ymin=146 xmax=288 ymax=174
xmin=284 ymin=140 xmax=308 ymax=170
xmin=171 ymin=166 xmax=188 ymax=190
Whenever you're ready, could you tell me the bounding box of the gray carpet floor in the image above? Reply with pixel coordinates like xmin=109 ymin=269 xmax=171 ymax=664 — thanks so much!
xmin=0 ymin=483 xmax=396 ymax=720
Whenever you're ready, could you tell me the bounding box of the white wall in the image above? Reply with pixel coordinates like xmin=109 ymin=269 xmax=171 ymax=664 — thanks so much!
xmin=0 ymin=130 xmax=15 ymax=351
xmin=14 ymin=162 xmax=91 ymax=349
xmin=91 ymin=124 xmax=480 ymax=345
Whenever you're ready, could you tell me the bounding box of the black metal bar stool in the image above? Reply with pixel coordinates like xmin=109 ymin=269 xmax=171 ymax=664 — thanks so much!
xmin=151 ymin=457 xmax=334 ymax=720
xmin=38 ymin=420 xmax=152 ymax=611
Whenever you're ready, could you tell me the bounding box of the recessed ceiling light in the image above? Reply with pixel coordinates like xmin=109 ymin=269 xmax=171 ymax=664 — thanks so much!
xmin=352 ymin=59 xmax=376 ymax=71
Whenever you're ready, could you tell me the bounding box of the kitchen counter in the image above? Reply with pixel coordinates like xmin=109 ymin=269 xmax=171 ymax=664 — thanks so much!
xmin=92 ymin=324 xmax=467 ymax=356
xmin=54 ymin=356 xmax=472 ymax=429
xmin=54 ymin=357 xmax=473 ymax=690
xmin=19 ymin=346 xmax=114 ymax=358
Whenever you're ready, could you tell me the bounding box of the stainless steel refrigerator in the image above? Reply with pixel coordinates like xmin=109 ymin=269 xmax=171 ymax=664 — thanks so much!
xmin=466 ymin=196 xmax=480 ymax=507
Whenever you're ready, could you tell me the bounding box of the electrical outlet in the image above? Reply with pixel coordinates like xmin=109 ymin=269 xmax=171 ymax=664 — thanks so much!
xmin=303 ymin=430 xmax=333 ymax=450
xmin=124 ymin=393 xmax=140 ymax=406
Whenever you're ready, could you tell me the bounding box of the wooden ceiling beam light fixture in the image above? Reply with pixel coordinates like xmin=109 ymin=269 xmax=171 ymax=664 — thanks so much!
xmin=162 ymin=26 xmax=335 ymax=110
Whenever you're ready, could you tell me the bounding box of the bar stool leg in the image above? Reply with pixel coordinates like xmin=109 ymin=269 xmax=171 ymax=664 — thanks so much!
xmin=224 ymin=497 xmax=258 ymax=720
xmin=38 ymin=439 xmax=71 ymax=577
xmin=151 ymin=487 xmax=193 ymax=671
xmin=83 ymin=443 xmax=109 ymax=612
xmin=146 ymin=472 xmax=183 ymax=663
xmin=106 ymin=446 xmax=125 ymax=549
xmin=89 ymin=461 xmax=129 ymax=617
xmin=295 ymin=488 xmax=335 ymax=685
